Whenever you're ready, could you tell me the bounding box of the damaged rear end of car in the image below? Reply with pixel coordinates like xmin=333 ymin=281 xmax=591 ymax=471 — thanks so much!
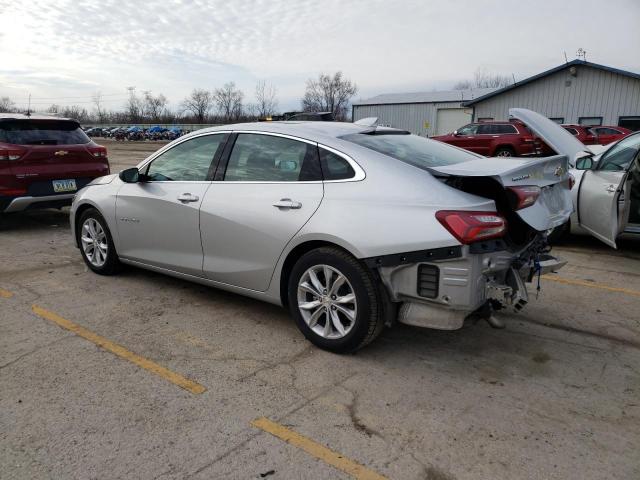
xmin=342 ymin=129 xmax=573 ymax=331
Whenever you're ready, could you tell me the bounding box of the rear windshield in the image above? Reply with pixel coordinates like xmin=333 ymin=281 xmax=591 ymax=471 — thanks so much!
xmin=0 ymin=120 xmax=90 ymax=145
xmin=340 ymin=132 xmax=479 ymax=168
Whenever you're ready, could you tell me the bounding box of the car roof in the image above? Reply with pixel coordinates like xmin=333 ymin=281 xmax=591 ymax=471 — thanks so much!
xmin=190 ymin=121 xmax=403 ymax=142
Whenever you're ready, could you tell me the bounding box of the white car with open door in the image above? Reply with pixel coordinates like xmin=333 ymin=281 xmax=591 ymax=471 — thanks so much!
xmin=510 ymin=109 xmax=640 ymax=248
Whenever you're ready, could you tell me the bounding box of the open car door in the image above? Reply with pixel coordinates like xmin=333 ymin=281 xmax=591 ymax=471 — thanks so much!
xmin=577 ymin=168 xmax=630 ymax=248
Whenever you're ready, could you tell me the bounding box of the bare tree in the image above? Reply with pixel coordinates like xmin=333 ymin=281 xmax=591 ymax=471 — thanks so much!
xmin=254 ymin=80 xmax=278 ymax=117
xmin=124 ymin=87 xmax=142 ymax=122
xmin=0 ymin=96 xmax=15 ymax=113
xmin=92 ymin=91 xmax=106 ymax=123
xmin=143 ymin=92 xmax=168 ymax=122
xmin=214 ymin=82 xmax=244 ymax=122
xmin=302 ymin=71 xmax=357 ymax=121
xmin=46 ymin=104 xmax=60 ymax=114
xmin=454 ymin=67 xmax=512 ymax=90
xmin=181 ymin=88 xmax=213 ymax=123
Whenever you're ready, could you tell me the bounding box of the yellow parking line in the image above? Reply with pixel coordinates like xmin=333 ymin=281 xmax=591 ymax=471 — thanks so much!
xmin=251 ymin=417 xmax=387 ymax=480
xmin=31 ymin=305 xmax=206 ymax=394
xmin=0 ymin=288 xmax=14 ymax=298
xmin=542 ymin=275 xmax=640 ymax=297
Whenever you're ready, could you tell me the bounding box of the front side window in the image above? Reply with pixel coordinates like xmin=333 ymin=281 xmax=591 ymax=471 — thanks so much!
xmin=563 ymin=127 xmax=579 ymax=136
xmin=224 ymin=133 xmax=321 ymax=182
xmin=456 ymin=124 xmax=478 ymax=135
xmin=146 ymin=134 xmax=224 ymax=181
xmin=598 ymin=133 xmax=640 ymax=171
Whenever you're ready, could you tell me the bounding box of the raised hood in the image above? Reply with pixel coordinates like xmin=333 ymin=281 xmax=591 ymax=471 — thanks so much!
xmin=429 ymin=154 xmax=573 ymax=232
xmin=509 ymin=108 xmax=594 ymax=165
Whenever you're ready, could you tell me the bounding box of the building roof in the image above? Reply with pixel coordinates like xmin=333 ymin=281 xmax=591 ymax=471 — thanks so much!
xmin=353 ymin=88 xmax=497 ymax=106
xmin=463 ymin=60 xmax=640 ymax=106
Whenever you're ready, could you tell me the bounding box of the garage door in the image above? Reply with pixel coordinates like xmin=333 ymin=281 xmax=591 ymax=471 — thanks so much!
xmin=436 ymin=108 xmax=472 ymax=135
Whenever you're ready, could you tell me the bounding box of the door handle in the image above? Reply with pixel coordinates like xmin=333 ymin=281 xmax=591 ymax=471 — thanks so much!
xmin=273 ymin=198 xmax=302 ymax=209
xmin=605 ymin=184 xmax=616 ymax=193
xmin=177 ymin=193 xmax=199 ymax=203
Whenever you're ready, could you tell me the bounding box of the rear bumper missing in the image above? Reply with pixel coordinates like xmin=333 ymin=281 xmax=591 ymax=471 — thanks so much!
xmin=372 ymin=243 xmax=566 ymax=330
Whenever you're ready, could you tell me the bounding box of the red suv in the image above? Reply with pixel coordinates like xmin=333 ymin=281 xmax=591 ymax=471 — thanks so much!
xmin=1 ymin=114 xmax=109 ymax=213
xmin=431 ymin=120 xmax=542 ymax=157
xmin=561 ymin=125 xmax=597 ymax=145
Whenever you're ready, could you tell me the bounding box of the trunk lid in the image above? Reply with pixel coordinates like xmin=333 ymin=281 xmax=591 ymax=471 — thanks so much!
xmin=509 ymin=108 xmax=594 ymax=165
xmin=429 ymin=154 xmax=573 ymax=232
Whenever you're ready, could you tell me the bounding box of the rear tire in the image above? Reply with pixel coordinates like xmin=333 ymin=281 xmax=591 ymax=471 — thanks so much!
xmin=547 ymin=220 xmax=571 ymax=245
xmin=288 ymin=247 xmax=384 ymax=353
xmin=77 ymin=208 xmax=120 ymax=275
xmin=494 ymin=146 xmax=516 ymax=157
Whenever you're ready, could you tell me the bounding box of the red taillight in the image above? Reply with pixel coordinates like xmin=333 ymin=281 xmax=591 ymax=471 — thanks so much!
xmin=568 ymin=173 xmax=575 ymax=190
xmin=507 ymin=186 xmax=541 ymax=210
xmin=0 ymin=186 xmax=28 ymax=196
xmin=87 ymin=146 xmax=107 ymax=158
xmin=0 ymin=146 xmax=27 ymax=161
xmin=436 ymin=210 xmax=507 ymax=244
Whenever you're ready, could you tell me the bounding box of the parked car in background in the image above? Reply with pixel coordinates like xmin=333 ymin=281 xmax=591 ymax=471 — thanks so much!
xmin=562 ymin=124 xmax=631 ymax=146
xmin=0 ymin=114 xmax=110 ymax=213
xmin=431 ymin=120 xmax=544 ymax=157
xmin=71 ymin=121 xmax=572 ymax=352
xmin=589 ymin=125 xmax=632 ymax=145
xmin=511 ymin=109 xmax=640 ymax=248
xmin=561 ymin=124 xmax=597 ymax=145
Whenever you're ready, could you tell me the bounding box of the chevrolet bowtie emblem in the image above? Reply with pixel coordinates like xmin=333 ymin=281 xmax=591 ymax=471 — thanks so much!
xmin=554 ymin=166 xmax=565 ymax=177
xmin=54 ymin=150 xmax=69 ymax=156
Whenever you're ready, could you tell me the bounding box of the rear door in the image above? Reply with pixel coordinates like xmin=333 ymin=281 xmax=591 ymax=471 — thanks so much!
xmin=592 ymin=127 xmax=621 ymax=145
xmin=200 ymin=132 xmax=324 ymax=291
xmin=577 ymin=134 xmax=640 ymax=247
xmin=115 ymin=133 xmax=227 ymax=275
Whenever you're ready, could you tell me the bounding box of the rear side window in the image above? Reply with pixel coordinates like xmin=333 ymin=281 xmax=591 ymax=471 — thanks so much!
xmin=319 ymin=148 xmax=355 ymax=180
xmin=341 ymin=132 xmax=480 ymax=169
xmin=563 ymin=127 xmax=578 ymax=135
xmin=0 ymin=120 xmax=90 ymax=145
xmin=224 ymin=133 xmax=322 ymax=182
xmin=493 ymin=124 xmax=518 ymax=134
xmin=595 ymin=127 xmax=621 ymax=135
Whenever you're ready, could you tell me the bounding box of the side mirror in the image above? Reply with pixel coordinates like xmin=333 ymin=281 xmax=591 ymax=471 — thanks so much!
xmin=119 ymin=167 xmax=140 ymax=183
xmin=575 ymin=156 xmax=594 ymax=170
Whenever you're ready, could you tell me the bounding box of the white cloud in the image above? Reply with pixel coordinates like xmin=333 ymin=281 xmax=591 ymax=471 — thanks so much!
xmin=1 ymin=0 xmax=639 ymax=111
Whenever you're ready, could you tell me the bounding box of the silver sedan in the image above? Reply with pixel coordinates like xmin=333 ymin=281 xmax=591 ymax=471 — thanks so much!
xmin=71 ymin=120 xmax=573 ymax=352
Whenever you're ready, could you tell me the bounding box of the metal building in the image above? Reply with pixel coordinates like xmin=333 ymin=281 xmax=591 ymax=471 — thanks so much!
xmin=352 ymin=88 xmax=496 ymax=136
xmin=464 ymin=60 xmax=640 ymax=130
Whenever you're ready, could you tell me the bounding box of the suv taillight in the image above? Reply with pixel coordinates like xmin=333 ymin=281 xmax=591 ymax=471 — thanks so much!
xmin=87 ymin=146 xmax=107 ymax=158
xmin=0 ymin=146 xmax=27 ymax=161
xmin=507 ymin=186 xmax=541 ymax=210
xmin=436 ymin=211 xmax=507 ymax=244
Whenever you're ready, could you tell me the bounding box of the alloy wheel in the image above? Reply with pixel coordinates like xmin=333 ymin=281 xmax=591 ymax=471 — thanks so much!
xmin=297 ymin=264 xmax=357 ymax=339
xmin=81 ymin=218 xmax=108 ymax=267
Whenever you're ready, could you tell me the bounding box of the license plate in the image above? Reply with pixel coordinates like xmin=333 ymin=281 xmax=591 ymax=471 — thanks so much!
xmin=52 ymin=179 xmax=77 ymax=193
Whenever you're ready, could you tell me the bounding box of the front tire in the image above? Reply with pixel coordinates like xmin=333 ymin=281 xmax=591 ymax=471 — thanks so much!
xmin=288 ymin=247 xmax=384 ymax=353
xmin=77 ymin=208 xmax=120 ymax=275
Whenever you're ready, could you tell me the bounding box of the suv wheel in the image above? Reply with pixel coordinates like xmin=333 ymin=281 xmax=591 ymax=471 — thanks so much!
xmin=495 ymin=146 xmax=515 ymax=157
xmin=78 ymin=208 xmax=120 ymax=275
xmin=288 ymin=247 xmax=384 ymax=353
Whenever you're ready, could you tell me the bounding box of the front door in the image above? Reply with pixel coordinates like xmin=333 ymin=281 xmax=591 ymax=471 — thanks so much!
xmin=448 ymin=124 xmax=480 ymax=153
xmin=200 ymin=132 xmax=324 ymax=291
xmin=577 ymin=134 xmax=640 ymax=247
xmin=115 ymin=133 xmax=227 ymax=275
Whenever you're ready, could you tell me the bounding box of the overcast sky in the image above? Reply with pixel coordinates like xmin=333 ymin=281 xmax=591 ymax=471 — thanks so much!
xmin=1 ymin=0 xmax=639 ymax=113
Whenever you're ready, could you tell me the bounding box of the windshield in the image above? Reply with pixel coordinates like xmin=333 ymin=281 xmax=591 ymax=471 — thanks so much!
xmin=340 ymin=132 xmax=479 ymax=168
xmin=0 ymin=120 xmax=90 ymax=145
xmin=598 ymin=133 xmax=640 ymax=171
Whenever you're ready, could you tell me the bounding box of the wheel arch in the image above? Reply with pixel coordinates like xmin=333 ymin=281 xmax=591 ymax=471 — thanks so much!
xmin=278 ymin=239 xmax=362 ymax=309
